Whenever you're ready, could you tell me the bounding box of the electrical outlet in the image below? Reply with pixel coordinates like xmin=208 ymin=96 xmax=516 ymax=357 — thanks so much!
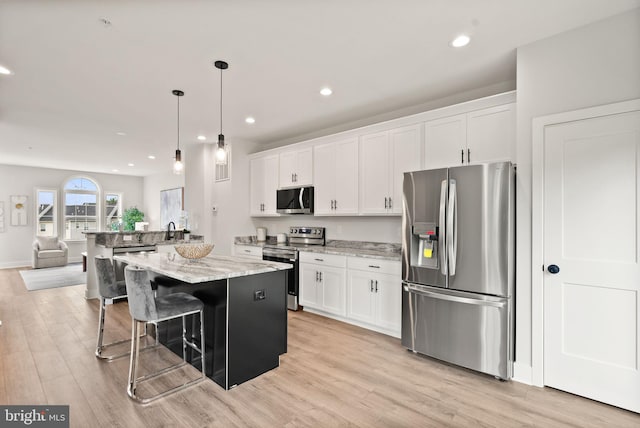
xmin=123 ymin=235 xmax=132 ymax=241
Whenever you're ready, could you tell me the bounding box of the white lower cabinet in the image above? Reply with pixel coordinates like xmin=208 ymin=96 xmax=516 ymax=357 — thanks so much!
xmin=233 ymin=244 xmax=262 ymax=259
xmin=299 ymin=253 xmax=347 ymax=316
xmin=347 ymin=257 xmax=402 ymax=337
xmin=299 ymin=251 xmax=401 ymax=338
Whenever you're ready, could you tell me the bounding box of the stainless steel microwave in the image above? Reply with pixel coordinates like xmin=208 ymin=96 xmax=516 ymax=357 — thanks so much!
xmin=276 ymin=186 xmax=314 ymax=214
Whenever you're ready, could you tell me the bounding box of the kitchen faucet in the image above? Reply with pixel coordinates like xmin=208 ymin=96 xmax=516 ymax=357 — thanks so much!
xmin=167 ymin=221 xmax=176 ymax=240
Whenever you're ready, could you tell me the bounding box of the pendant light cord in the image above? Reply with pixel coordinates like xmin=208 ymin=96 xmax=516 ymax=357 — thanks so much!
xmin=219 ymin=67 xmax=223 ymax=135
xmin=177 ymin=95 xmax=180 ymax=151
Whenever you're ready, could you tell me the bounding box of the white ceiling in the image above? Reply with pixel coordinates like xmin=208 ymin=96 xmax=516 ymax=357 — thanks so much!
xmin=1 ymin=0 xmax=639 ymax=177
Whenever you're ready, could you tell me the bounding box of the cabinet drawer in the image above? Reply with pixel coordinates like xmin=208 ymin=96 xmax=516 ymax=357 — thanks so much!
xmin=347 ymin=256 xmax=401 ymax=276
xmin=299 ymin=251 xmax=346 ymax=268
xmin=234 ymin=245 xmax=263 ymax=258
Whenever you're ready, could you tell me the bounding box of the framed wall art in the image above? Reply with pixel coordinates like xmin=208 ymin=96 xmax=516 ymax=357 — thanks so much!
xmin=10 ymin=195 xmax=28 ymax=226
xmin=160 ymin=187 xmax=183 ymax=229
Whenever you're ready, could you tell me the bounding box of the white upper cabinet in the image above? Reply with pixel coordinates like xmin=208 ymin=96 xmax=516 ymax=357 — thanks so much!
xmin=250 ymin=154 xmax=280 ymax=216
xmin=360 ymin=124 xmax=422 ymax=215
xmin=424 ymin=103 xmax=515 ymax=168
xmin=279 ymin=147 xmax=312 ymax=188
xmin=314 ymin=138 xmax=358 ymax=215
xmin=424 ymin=114 xmax=467 ymax=169
xmin=466 ymin=103 xmax=516 ymax=164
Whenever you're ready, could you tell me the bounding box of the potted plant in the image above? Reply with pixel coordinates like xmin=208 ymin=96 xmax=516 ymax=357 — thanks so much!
xmin=122 ymin=207 xmax=144 ymax=231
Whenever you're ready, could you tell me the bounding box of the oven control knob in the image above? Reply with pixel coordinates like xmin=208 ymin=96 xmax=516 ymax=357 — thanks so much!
xmin=291 ymin=228 xmax=297 ymax=234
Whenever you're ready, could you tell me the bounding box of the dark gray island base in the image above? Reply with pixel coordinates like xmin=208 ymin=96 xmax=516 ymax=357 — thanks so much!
xmin=113 ymin=253 xmax=291 ymax=390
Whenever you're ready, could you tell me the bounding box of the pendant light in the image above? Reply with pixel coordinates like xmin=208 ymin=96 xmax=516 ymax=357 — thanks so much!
xmin=172 ymin=89 xmax=184 ymax=174
xmin=214 ymin=60 xmax=229 ymax=163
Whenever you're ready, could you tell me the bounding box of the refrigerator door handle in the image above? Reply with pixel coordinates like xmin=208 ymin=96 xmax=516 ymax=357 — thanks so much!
xmin=405 ymin=283 xmax=506 ymax=308
xmin=439 ymin=179 xmax=447 ymax=275
xmin=447 ymin=179 xmax=457 ymax=276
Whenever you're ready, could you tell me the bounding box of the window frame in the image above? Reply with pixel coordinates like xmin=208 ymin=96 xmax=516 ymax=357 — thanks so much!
xmin=104 ymin=191 xmax=123 ymax=231
xmin=62 ymin=176 xmax=101 ymax=241
xmin=34 ymin=187 xmax=58 ymax=237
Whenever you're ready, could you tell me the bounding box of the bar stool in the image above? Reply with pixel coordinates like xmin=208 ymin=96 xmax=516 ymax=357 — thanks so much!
xmin=95 ymin=255 xmax=138 ymax=360
xmin=124 ymin=265 xmax=206 ymax=404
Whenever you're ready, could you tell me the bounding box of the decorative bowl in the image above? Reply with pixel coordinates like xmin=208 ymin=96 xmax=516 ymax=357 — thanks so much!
xmin=174 ymin=243 xmax=214 ymax=259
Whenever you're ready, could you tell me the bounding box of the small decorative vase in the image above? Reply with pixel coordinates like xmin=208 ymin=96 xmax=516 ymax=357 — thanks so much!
xmin=184 ymin=233 xmax=190 ymax=241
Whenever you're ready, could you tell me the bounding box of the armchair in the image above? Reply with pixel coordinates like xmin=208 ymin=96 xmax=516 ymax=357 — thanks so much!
xmin=32 ymin=236 xmax=68 ymax=269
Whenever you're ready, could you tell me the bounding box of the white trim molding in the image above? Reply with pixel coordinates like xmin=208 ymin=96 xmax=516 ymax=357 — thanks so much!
xmin=531 ymin=98 xmax=640 ymax=388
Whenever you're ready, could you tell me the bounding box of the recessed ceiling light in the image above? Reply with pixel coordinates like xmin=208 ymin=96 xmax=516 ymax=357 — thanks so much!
xmin=127 ymin=163 xmax=134 ymax=167
xmin=0 ymin=65 xmax=12 ymax=75
xmin=112 ymin=169 xmax=119 ymax=172
xmin=116 ymin=132 xmax=126 ymax=136
xmin=245 ymin=117 xmax=256 ymax=124
xmin=148 ymin=155 xmax=156 ymax=160
xmin=451 ymin=35 xmax=470 ymax=48
xmin=320 ymin=87 xmax=333 ymax=96
xmin=197 ymin=135 xmax=206 ymax=141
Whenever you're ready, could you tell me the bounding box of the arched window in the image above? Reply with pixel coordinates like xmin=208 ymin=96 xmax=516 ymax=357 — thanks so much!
xmin=63 ymin=177 xmax=99 ymax=240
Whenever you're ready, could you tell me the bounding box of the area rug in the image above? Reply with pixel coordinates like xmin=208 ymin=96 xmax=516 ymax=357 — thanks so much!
xmin=20 ymin=263 xmax=86 ymax=291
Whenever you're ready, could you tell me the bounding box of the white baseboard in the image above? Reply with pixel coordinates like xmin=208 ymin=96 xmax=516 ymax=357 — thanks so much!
xmin=0 ymin=260 xmax=31 ymax=269
xmin=512 ymin=361 xmax=533 ymax=385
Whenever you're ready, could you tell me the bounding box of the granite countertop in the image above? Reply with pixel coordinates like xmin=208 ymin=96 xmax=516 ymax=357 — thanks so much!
xmin=88 ymin=230 xmax=204 ymax=248
xmin=113 ymin=252 xmax=292 ymax=284
xmin=234 ymin=236 xmax=401 ymax=261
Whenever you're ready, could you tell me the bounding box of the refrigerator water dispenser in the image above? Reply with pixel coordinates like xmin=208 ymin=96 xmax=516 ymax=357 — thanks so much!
xmin=412 ymin=222 xmax=438 ymax=269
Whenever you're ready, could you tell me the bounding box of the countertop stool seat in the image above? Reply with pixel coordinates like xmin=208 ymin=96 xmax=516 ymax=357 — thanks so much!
xmin=124 ymin=265 xmax=206 ymax=404
xmin=95 ymin=255 xmax=157 ymax=361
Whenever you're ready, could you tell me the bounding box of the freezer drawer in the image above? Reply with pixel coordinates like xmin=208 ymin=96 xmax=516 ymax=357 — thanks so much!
xmin=402 ymin=282 xmax=512 ymax=379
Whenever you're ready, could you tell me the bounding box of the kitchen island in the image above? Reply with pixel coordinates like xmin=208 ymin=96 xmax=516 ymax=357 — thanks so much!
xmin=113 ymin=252 xmax=292 ymax=390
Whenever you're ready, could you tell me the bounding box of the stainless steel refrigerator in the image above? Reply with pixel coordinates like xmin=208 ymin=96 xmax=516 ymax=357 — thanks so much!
xmin=401 ymin=162 xmax=515 ymax=379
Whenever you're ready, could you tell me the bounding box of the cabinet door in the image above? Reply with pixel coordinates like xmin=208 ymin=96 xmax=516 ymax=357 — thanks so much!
xmin=360 ymin=131 xmax=390 ymax=214
xmin=320 ymin=266 xmax=347 ymax=316
xmin=262 ymin=155 xmax=280 ymax=215
xmin=374 ymin=273 xmax=402 ymax=334
xmin=390 ymin=124 xmax=422 ymax=214
xmin=424 ymin=114 xmax=466 ymax=169
xmin=279 ymin=151 xmax=297 ymax=188
xmin=250 ymin=157 xmax=265 ymax=216
xmin=347 ymin=270 xmax=376 ymax=324
xmin=313 ymin=142 xmax=336 ymax=215
xmin=333 ymin=138 xmax=359 ymax=215
xmin=466 ymin=103 xmax=515 ymax=164
xmin=295 ymin=147 xmax=313 ymax=186
xmin=299 ymin=263 xmax=320 ymax=309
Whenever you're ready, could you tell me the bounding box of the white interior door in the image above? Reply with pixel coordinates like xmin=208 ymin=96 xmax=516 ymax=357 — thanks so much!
xmin=543 ymin=110 xmax=640 ymax=413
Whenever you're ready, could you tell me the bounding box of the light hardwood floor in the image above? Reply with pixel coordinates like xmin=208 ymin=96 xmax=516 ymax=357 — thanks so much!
xmin=1 ymin=267 xmax=639 ymax=427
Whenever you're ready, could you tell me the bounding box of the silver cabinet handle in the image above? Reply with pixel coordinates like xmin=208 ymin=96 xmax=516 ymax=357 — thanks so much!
xmin=294 ymin=173 xmax=298 ymax=182
xmin=334 ymin=200 xmax=337 ymax=210
xmin=384 ymin=197 xmax=388 ymax=209
xmin=388 ymin=197 xmax=392 ymax=209
xmin=244 ymin=249 xmax=250 ymax=253
xmin=370 ymin=280 xmax=373 ymax=292
xmin=315 ymin=271 xmax=319 ymax=282
xmin=314 ymin=258 xmax=324 ymax=262
xmin=375 ymin=280 xmax=378 ymax=292
xmin=467 ymin=148 xmax=470 ymax=164
xmin=461 ymin=149 xmax=464 ymax=163
xmin=368 ymin=265 xmax=380 ymax=269
xmin=319 ymin=272 xmax=323 ymax=281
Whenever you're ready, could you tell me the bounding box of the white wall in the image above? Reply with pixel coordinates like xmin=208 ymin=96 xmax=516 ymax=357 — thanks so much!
xmin=514 ymin=8 xmax=640 ymax=380
xmin=183 ymin=139 xmax=260 ymax=256
xmin=0 ymin=164 xmax=144 ymax=268
xmin=143 ymin=171 xmax=185 ymax=230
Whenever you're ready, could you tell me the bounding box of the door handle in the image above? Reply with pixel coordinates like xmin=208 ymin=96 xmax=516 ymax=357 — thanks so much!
xmin=547 ymin=264 xmax=560 ymax=274
xmin=439 ymin=180 xmax=447 ymax=275
xmin=447 ymin=179 xmax=457 ymax=276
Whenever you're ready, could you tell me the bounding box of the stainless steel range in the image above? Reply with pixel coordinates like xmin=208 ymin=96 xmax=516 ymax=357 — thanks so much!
xmin=262 ymin=226 xmax=325 ymax=311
